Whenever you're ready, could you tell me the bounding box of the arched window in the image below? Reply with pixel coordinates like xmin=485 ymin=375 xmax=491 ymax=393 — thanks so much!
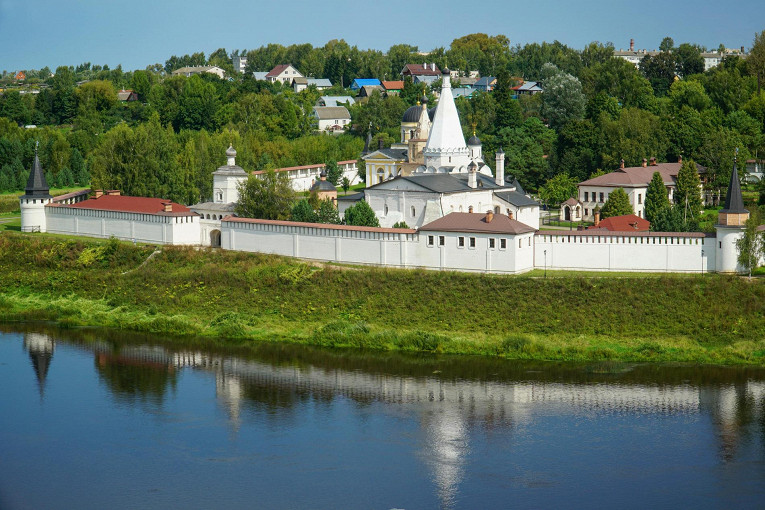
xmin=410 ymin=206 xmax=416 ymax=217
xmin=494 ymin=205 xmax=500 ymax=214
xmin=384 ymin=204 xmax=389 ymax=216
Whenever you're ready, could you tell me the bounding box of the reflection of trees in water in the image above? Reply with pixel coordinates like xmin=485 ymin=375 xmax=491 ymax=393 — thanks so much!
xmin=94 ymin=353 xmax=177 ymax=405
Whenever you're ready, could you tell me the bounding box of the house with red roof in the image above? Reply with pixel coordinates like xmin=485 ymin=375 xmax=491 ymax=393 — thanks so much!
xmin=265 ymin=64 xmax=302 ymax=85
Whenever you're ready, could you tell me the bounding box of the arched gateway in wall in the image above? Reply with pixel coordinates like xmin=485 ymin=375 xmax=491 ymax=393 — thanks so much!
xmin=210 ymin=230 xmax=221 ymax=248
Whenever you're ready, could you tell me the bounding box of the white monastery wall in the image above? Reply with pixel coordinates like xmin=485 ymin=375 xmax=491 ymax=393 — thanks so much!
xmin=221 ymin=219 xmax=535 ymax=274
xmin=45 ymin=207 xmax=200 ymax=246
xmin=534 ymin=232 xmax=716 ymax=273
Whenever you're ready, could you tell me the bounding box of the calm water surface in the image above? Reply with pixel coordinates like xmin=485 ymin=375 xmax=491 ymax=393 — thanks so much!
xmin=1 ymin=325 xmax=765 ymax=509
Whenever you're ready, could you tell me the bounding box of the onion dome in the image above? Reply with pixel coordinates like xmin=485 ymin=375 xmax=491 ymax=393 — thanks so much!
xmin=442 ymin=67 xmax=450 ymax=75
xmin=226 ymin=145 xmax=236 ymax=158
xmin=402 ymin=105 xmax=422 ymax=122
xmin=421 ymin=95 xmax=428 ymax=104
xmin=467 ymin=134 xmax=481 ymax=146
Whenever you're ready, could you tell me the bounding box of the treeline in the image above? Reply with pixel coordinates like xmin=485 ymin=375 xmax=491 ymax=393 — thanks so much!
xmin=1 ymin=32 xmax=764 ymax=205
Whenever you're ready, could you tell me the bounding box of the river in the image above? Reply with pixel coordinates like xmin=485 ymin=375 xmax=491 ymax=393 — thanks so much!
xmin=1 ymin=325 xmax=764 ymax=509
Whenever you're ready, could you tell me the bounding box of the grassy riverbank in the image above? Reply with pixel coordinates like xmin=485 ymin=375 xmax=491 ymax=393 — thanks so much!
xmin=1 ymin=232 xmax=764 ymax=365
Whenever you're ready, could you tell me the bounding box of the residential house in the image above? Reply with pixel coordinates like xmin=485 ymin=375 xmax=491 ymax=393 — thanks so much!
xmin=401 ymin=63 xmax=441 ymax=79
xmin=452 ymin=87 xmax=475 ymax=100
xmin=317 ymin=96 xmax=355 ymax=107
xmin=474 ymin=76 xmax=497 ymax=92
xmin=381 ymin=81 xmax=404 ymax=95
xmin=745 ymin=159 xmax=764 ymax=183
xmin=513 ymin=80 xmax=543 ymax=95
xmin=265 ymin=64 xmax=302 ymax=85
xmin=312 ymin=106 xmax=351 ymax=132
xmin=350 ymin=78 xmax=381 ymax=90
xmin=357 ymin=85 xmax=383 ymax=98
xmin=14 ymin=71 xmax=26 ymax=81
xmin=117 ymin=89 xmax=138 ymax=102
xmin=171 ymin=66 xmax=226 ymax=79
xmin=293 ymin=77 xmax=332 ymax=93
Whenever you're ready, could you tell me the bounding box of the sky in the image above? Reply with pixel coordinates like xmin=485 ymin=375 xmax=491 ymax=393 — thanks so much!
xmin=1 ymin=0 xmax=764 ymax=72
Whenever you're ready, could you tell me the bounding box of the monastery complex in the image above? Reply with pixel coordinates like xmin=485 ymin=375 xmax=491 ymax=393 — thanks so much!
xmin=17 ymin=68 xmax=763 ymax=275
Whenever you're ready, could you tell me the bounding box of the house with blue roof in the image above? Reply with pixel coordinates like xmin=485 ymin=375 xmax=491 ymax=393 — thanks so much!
xmin=350 ymin=78 xmax=381 ymax=90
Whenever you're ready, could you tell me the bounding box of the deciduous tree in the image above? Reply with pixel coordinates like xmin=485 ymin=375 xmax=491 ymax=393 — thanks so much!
xmin=344 ymin=199 xmax=379 ymax=227
xmin=235 ymin=171 xmax=294 ymax=220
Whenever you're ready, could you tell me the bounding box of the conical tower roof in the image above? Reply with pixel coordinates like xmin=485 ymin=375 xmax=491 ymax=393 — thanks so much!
xmin=21 ymin=146 xmax=51 ymax=199
xmin=424 ymin=70 xmax=469 ymax=162
xmin=720 ymin=157 xmax=747 ymax=214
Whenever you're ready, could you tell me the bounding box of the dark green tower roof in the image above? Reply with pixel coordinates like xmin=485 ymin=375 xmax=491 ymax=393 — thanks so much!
xmin=719 ymin=155 xmax=747 ymax=215
xmin=20 ymin=145 xmax=52 ymax=199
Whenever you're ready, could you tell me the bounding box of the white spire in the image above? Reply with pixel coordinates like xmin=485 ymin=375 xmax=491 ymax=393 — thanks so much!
xmin=423 ymin=69 xmax=470 ymax=172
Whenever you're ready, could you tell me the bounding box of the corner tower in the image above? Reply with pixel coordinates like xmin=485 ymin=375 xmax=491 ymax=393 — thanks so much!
xmin=715 ymin=152 xmax=749 ymax=273
xmin=19 ymin=143 xmax=52 ymax=232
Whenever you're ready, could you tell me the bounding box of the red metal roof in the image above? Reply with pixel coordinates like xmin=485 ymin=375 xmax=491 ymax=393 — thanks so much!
xmin=382 ymin=80 xmax=405 ymax=90
xmin=589 ymin=214 xmax=650 ymax=232
xmin=59 ymin=195 xmax=193 ymax=215
xmin=420 ymin=212 xmax=536 ymax=235
xmin=266 ymin=64 xmax=291 ymax=78
xmin=402 ymin=64 xmax=441 ymax=76
xmin=222 ymin=216 xmax=416 ymax=234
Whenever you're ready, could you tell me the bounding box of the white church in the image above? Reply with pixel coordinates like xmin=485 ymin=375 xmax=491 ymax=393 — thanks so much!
xmin=354 ymin=68 xmax=539 ymax=229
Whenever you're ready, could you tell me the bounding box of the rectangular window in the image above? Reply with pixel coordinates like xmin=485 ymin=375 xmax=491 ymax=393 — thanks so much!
xmin=438 ymin=235 xmax=445 ymax=246
xmin=519 ymin=239 xmax=522 ymax=248
xmin=500 ymin=239 xmax=507 ymax=250
xmin=427 ymin=235 xmax=434 ymax=247
xmin=599 ymin=192 xmax=604 ymax=203
xmin=585 ymin=208 xmax=589 ymax=216
xmin=469 ymin=237 xmax=476 ymax=248
xmin=638 ymin=193 xmax=642 ymax=204
xmin=584 ymin=192 xmax=589 ymax=201
xmin=489 ymin=238 xmax=496 ymax=249
xmin=458 ymin=237 xmax=465 ymax=248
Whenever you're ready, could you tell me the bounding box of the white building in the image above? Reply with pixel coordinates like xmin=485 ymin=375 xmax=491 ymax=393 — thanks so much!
xmin=293 ymin=78 xmax=332 ymax=93
xmin=312 ymin=106 xmax=351 ymax=132
xmin=189 ymin=145 xmax=248 ymax=247
xmin=577 ymin=157 xmax=704 ymax=221
xmin=265 ymin=64 xmax=302 ymax=84
xmin=252 ymin=160 xmax=360 ymax=192
xmin=358 ymin=68 xmax=539 ymax=229
xmin=171 ymin=66 xmax=226 ymax=79
xmin=232 ymin=55 xmax=247 ymax=74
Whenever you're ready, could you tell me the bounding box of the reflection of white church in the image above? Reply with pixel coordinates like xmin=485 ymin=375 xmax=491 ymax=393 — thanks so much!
xmin=18 ymin=74 xmax=760 ymax=274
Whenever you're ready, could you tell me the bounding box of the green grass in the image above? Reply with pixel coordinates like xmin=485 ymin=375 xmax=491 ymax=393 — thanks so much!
xmin=0 ymin=186 xmax=89 ymax=214
xmin=0 ymin=232 xmax=764 ymax=365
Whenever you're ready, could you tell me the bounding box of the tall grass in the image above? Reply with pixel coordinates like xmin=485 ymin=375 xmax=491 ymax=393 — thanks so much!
xmin=1 ymin=232 xmax=764 ymax=364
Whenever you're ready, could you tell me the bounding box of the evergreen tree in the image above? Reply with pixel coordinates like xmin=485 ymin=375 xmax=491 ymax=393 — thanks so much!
xmin=673 ymin=159 xmax=702 ymax=223
xmin=291 ymin=199 xmax=317 ymax=223
xmin=325 ymin=161 xmax=341 ymax=185
xmin=600 ymin=188 xmax=633 ymax=218
xmin=644 ymin=171 xmax=670 ymax=229
xmin=316 ymin=198 xmax=340 ymax=224
xmin=344 ymin=200 xmax=380 ymax=227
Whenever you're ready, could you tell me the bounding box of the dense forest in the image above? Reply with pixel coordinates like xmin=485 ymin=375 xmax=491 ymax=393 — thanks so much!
xmin=1 ymin=32 xmax=764 ymax=207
